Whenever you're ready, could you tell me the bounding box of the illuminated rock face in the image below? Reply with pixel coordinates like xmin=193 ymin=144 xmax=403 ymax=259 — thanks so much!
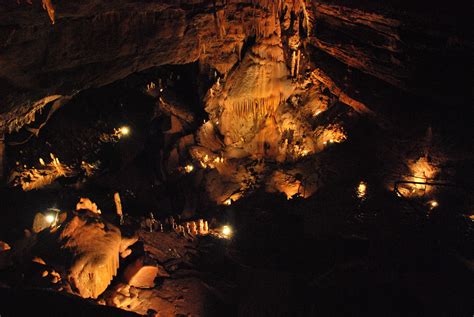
xmin=0 ymin=0 xmax=468 ymax=202
xmin=1 ymin=0 xmax=468 ymax=133
xmin=122 ymin=256 xmax=169 ymax=289
xmin=58 ymin=212 xmax=136 ymax=298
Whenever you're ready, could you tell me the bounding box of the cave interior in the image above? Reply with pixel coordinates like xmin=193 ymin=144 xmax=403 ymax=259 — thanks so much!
xmin=0 ymin=0 xmax=472 ymax=316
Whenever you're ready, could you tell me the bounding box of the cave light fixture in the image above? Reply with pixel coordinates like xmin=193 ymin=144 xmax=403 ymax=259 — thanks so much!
xmin=357 ymin=181 xmax=367 ymax=200
xmin=45 ymin=208 xmax=60 ymax=227
xmin=223 ymin=198 xmax=232 ymax=206
xmin=119 ymin=126 xmax=130 ymax=136
xmin=45 ymin=214 xmax=55 ymax=224
xmin=428 ymin=200 xmax=439 ymax=210
xmin=221 ymin=225 xmax=233 ymax=239
xmin=185 ymin=164 xmax=194 ymax=173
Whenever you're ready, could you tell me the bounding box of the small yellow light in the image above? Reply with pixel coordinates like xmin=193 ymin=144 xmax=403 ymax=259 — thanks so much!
xmin=222 ymin=225 xmax=232 ymax=237
xmin=185 ymin=164 xmax=194 ymax=173
xmin=119 ymin=126 xmax=130 ymax=136
xmin=224 ymin=198 xmax=232 ymax=206
xmin=45 ymin=214 xmax=55 ymax=224
xmin=357 ymin=181 xmax=367 ymax=199
xmin=429 ymin=200 xmax=438 ymax=209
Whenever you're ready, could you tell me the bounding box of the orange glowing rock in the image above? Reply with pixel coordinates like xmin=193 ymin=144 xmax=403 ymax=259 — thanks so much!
xmin=17 ymin=0 xmax=55 ymax=24
xmin=0 ymin=241 xmax=11 ymax=252
xmin=76 ymin=197 xmax=101 ymax=214
xmin=123 ymin=256 xmax=169 ymax=288
xmin=399 ymin=156 xmax=439 ymax=197
xmin=32 ymin=256 xmax=46 ymax=265
xmin=191 ymin=222 xmax=198 ymax=235
xmin=42 ymin=0 xmax=55 ymax=24
xmin=58 ymin=213 xmax=137 ymax=298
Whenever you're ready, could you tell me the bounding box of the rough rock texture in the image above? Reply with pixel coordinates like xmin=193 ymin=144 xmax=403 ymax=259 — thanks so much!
xmin=57 ymin=211 xmax=137 ymax=298
xmin=1 ymin=0 xmax=470 ymax=202
xmin=122 ymin=255 xmax=169 ymax=288
xmin=308 ymin=0 xmax=471 ymax=107
xmin=1 ymin=0 xmax=470 ymax=132
xmin=104 ymin=230 xmax=226 ymax=317
xmin=0 ymin=0 xmax=268 ymax=132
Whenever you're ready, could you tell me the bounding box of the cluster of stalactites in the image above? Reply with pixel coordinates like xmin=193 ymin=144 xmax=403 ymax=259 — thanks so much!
xmin=3 ymin=95 xmax=63 ymax=134
xmin=228 ymin=97 xmax=281 ymax=119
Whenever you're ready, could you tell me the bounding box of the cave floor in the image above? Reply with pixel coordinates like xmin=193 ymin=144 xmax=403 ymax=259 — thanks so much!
xmin=0 ymin=175 xmax=472 ymax=317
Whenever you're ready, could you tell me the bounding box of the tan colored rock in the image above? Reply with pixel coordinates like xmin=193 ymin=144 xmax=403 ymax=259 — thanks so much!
xmin=32 ymin=257 xmax=46 ymax=265
xmin=123 ymin=256 xmax=169 ymax=289
xmin=32 ymin=212 xmax=51 ymax=233
xmin=191 ymin=222 xmax=198 ymax=236
xmin=75 ymin=197 xmax=101 ymax=214
xmin=0 ymin=241 xmax=11 ymax=252
xmin=58 ymin=212 xmax=136 ymax=298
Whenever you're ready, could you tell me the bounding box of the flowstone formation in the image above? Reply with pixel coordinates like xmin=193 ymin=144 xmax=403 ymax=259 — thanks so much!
xmin=187 ymin=1 xmax=358 ymax=203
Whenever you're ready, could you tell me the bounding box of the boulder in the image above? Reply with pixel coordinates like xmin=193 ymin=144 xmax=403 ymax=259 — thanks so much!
xmin=0 ymin=241 xmax=10 ymax=251
xmin=123 ymin=256 xmax=169 ymax=289
xmin=57 ymin=212 xmax=136 ymax=298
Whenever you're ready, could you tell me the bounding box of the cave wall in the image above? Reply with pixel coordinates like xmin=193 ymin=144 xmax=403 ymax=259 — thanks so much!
xmin=308 ymin=0 xmax=471 ymax=107
xmin=0 ymin=0 xmax=471 ymax=133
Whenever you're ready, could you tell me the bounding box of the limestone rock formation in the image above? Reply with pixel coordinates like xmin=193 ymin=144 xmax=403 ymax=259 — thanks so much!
xmin=0 ymin=241 xmax=10 ymax=252
xmin=123 ymin=255 xmax=169 ymax=289
xmin=57 ymin=212 xmax=137 ymax=298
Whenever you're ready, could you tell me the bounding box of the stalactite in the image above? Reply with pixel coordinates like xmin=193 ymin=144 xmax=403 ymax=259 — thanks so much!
xmin=296 ymin=50 xmax=301 ymax=78
xmin=291 ymin=50 xmax=296 ymax=77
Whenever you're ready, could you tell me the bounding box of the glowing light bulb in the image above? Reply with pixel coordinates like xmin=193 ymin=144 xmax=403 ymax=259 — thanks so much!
xmin=428 ymin=200 xmax=438 ymax=209
xmin=185 ymin=164 xmax=194 ymax=173
xmin=224 ymin=198 xmax=232 ymax=206
xmin=222 ymin=225 xmax=232 ymax=238
xmin=357 ymin=181 xmax=367 ymax=200
xmin=45 ymin=214 xmax=55 ymax=224
xmin=119 ymin=126 xmax=130 ymax=136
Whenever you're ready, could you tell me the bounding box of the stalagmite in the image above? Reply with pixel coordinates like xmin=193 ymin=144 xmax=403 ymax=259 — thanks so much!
xmin=191 ymin=222 xmax=198 ymax=235
xmin=186 ymin=223 xmax=191 ymax=235
xmin=114 ymin=192 xmax=123 ymax=225
xmin=199 ymin=219 xmax=205 ymax=235
xmin=170 ymin=216 xmax=176 ymax=230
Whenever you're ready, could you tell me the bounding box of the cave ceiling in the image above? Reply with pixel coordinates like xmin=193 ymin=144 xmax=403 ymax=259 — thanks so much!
xmin=1 ymin=0 xmax=470 ymax=133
